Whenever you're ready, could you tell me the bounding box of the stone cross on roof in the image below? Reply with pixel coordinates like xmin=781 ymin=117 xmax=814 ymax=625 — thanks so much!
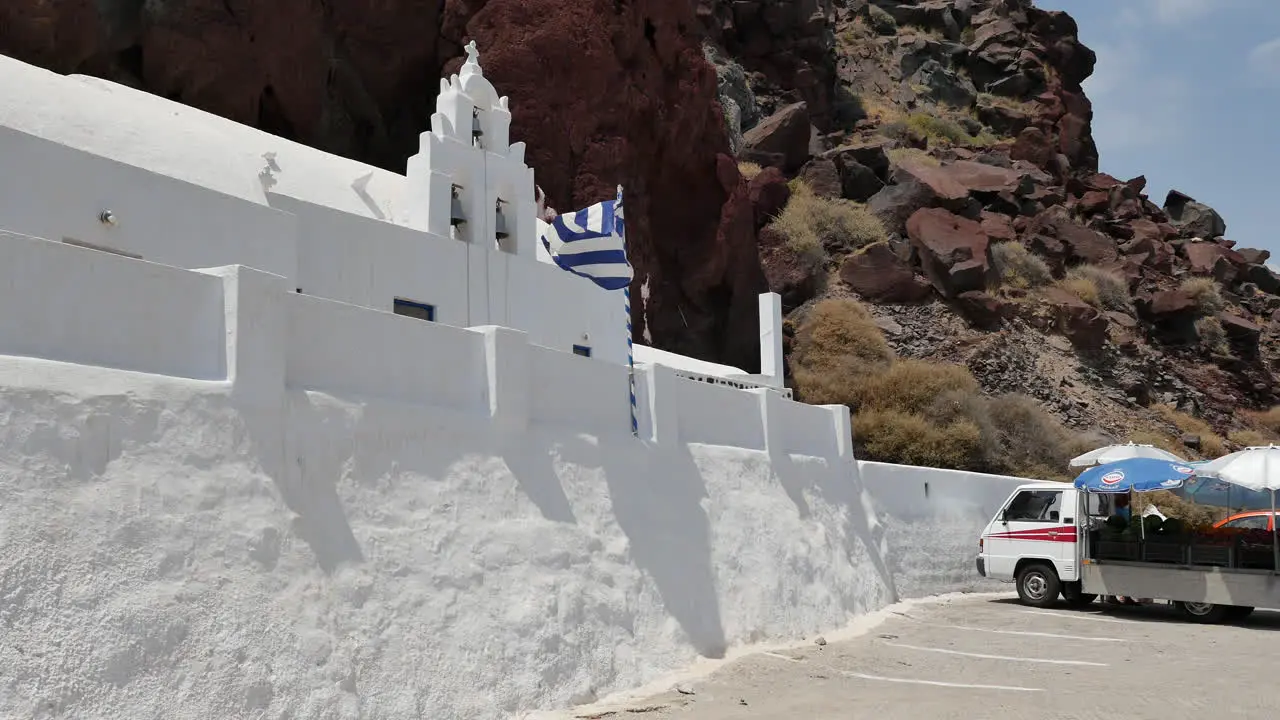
xmin=464 ymin=40 xmax=480 ymax=68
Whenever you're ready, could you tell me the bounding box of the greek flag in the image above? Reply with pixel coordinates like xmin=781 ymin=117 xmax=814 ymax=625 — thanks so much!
xmin=540 ymin=189 xmax=632 ymax=291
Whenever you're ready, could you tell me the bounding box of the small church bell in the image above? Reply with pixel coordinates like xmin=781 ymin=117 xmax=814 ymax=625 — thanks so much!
xmin=471 ymin=108 xmax=483 ymax=139
xmin=494 ymin=200 xmax=510 ymax=240
xmin=450 ymin=185 xmax=466 ymax=226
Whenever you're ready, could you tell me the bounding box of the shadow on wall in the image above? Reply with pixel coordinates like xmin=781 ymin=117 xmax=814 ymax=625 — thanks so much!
xmin=772 ymin=448 xmax=899 ymax=605
xmin=559 ymin=433 xmax=729 ymax=660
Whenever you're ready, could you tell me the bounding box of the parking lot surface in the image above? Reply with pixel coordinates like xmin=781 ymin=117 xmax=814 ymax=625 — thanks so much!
xmin=560 ymin=593 xmax=1280 ymax=719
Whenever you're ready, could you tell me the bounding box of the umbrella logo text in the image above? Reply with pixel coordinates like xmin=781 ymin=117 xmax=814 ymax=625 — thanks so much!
xmin=1101 ymin=471 xmax=1125 ymax=485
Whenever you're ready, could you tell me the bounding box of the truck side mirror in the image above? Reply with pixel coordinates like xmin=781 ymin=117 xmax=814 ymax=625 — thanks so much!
xmin=1000 ymin=508 xmax=1010 ymax=523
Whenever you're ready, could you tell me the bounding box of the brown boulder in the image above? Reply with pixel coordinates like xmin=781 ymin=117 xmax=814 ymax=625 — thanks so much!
xmin=822 ymin=140 xmax=891 ymax=180
xmin=1056 ymin=222 xmax=1118 ymax=264
xmin=892 ymin=158 xmax=971 ymax=207
xmin=944 ymin=160 xmax=1032 ymax=195
xmin=955 ymin=291 xmax=1005 ymax=330
xmin=748 ymin=167 xmax=791 ymax=227
xmin=1246 ymin=264 xmax=1280 ymax=295
xmin=1078 ymin=190 xmax=1110 ymax=214
xmin=743 ymin=102 xmax=813 ymax=172
xmin=979 ymin=211 xmax=1017 ymax=242
xmin=1137 ymin=290 xmax=1197 ymax=321
xmin=797 ymin=158 xmax=843 ymax=198
xmin=759 ymin=226 xmax=823 ymax=311
xmin=1219 ymin=312 xmax=1262 ymax=357
xmin=839 ymin=242 xmax=934 ymax=304
xmin=1123 ymin=236 xmax=1175 ymax=274
xmin=905 ymin=207 xmax=994 ymax=297
xmin=1237 ymin=248 xmax=1272 ymax=265
xmin=1010 ymin=126 xmax=1055 ymax=168
xmin=1045 ymin=287 xmax=1108 ymax=355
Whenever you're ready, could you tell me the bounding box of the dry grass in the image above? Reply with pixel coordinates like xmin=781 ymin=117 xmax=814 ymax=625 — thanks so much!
xmin=1195 ymin=316 xmax=1228 ymax=353
xmin=1180 ymin=277 xmax=1225 ymax=315
xmin=738 ymin=161 xmax=764 ymax=181
xmin=791 ymin=299 xmax=894 ymax=406
xmin=991 ymin=242 xmax=1052 ymax=290
xmin=887 ymin=146 xmax=939 ymax=167
xmin=905 ymin=112 xmax=972 ymax=146
xmin=867 ymin=4 xmax=897 ymax=34
xmin=1066 ymin=266 xmax=1131 ymax=311
xmin=794 ymin=298 xmax=1087 ymax=475
xmin=1154 ymin=404 xmax=1226 ymax=458
xmin=976 ymin=92 xmax=1035 ymax=111
xmin=1228 ymin=429 xmax=1272 ymax=448
xmin=1055 ymin=274 xmax=1100 ymax=307
xmin=853 ymin=408 xmax=986 ymax=470
xmin=855 ymin=359 xmax=980 ymax=414
xmin=770 ymin=181 xmax=887 ymax=260
xmin=1128 ymin=430 xmax=1186 ymax=457
xmin=1244 ymin=406 xmax=1280 ymax=437
xmin=1131 ymin=490 xmax=1223 ymax=529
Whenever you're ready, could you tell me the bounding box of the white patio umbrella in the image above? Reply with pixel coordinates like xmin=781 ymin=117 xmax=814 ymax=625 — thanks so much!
xmin=1069 ymin=442 xmax=1186 ymax=468
xmin=1196 ymin=445 xmax=1280 ymax=572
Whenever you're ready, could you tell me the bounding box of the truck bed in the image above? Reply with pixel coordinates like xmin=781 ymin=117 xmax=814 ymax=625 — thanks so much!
xmin=1082 ymin=559 xmax=1280 ymax=609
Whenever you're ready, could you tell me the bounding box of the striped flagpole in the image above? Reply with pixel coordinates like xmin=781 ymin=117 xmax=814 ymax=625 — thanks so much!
xmin=619 ymin=184 xmax=638 ymax=437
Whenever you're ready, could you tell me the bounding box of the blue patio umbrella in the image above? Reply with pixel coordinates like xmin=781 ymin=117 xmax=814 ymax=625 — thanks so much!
xmin=1073 ymin=458 xmax=1199 ymax=494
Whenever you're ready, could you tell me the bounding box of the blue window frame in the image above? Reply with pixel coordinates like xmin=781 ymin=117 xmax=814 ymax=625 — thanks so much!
xmin=393 ymin=298 xmax=436 ymax=321
xmin=572 ymin=344 xmax=592 ymax=358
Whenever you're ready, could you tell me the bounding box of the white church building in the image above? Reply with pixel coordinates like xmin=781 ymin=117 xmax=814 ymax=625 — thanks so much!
xmin=0 ymin=41 xmax=784 ymax=390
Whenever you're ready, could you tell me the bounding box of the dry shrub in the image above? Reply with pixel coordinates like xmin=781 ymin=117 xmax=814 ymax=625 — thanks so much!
xmin=770 ymin=181 xmax=887 ymax=261
xmin=1180 ymin=277 xmax=1225 ymax=315
xmin=1055 ymin=274 xmax=1100 ymax=306
xmin=1195 ymin=316 xmax=1228 ymax=352
xmin=856 ymin=359 xmax=979 ymax=414
xmin=987 ymin=394 xmax=1086 ymax=480
xmin=738 ymin=161 xmax=764 ymax=180
xmin=791 ymin=299 xmax=893 ymax=406
xmin=1154 ymin=404 xmax=1226 ymax=458
xmin=991 ymin=242 xmax=1051 ymax=290
xmin=853 ymin=408 xmax=986 ymax=470
xmin=867 ymin=4 xmax=898 ymax=34
xmin=1066 ymin=265 xmax=1131 ymax=311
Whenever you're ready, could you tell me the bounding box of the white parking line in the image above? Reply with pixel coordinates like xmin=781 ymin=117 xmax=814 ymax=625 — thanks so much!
xmin=760 ymin=652 xmax=801 ymax=662
xmin=1017 ymin=609 xmax=1134 ymax=624
xmin=838 ymin=670 xmax=1044 ymax=692
xmin=881 ymin=641 xmax=1108 ymax=666
xmin=910 ymin=620 xmax=1126 ymax=642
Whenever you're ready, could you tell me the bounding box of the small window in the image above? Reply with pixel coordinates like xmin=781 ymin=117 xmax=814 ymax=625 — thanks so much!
xmin=394 ymin=298 xmax=436 ymax=321
xmin=572 ymin=345 xmax=592 ymax=358
xmin=1004 ymin=490 xmax=1062 ymax=523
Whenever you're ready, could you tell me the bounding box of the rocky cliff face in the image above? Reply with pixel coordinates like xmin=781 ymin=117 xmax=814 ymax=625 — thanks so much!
xmin=4 ymin=0 xmax=1278 ymax=454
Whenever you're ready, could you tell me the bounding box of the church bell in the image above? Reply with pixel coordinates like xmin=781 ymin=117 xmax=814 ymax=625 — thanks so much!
xmin=494 ymin=200 xmax=510 ymax=240
xmin=450 ymin=185 xmax=466 ymax=226
xmin=471 ymin=108 xmax=483 ymax=139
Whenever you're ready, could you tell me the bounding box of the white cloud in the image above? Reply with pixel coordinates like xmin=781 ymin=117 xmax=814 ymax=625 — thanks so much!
xmin=1248 ymin=37 xmax=1280 ymax=84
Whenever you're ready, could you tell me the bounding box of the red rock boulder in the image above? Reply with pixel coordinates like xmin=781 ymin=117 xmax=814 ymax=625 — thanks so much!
xmin=906 ymin=208 xmax=995 ymax=297
xmin=840 ymin=242 xmax=934 ymax=304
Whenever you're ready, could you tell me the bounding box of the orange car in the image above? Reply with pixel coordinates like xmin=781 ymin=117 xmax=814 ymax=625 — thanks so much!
xmin=1213 ymin=511 xmax=1279 ymax=531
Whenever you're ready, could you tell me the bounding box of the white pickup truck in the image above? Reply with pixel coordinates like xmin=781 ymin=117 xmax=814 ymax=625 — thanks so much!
xmin=978 ymin=481 xmax=1279 ymax=623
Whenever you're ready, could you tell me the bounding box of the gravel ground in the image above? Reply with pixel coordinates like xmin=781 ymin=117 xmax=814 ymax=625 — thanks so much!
xmin=551 ymin=593 xmax=1280 ymax=719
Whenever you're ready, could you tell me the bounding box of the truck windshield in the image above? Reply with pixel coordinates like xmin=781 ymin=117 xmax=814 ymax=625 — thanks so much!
xmin=1006 ymin=490 xmax=1062 ymax=522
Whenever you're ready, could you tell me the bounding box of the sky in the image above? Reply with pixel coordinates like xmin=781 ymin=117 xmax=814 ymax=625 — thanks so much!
xmin=1034 ymin=0 xmax=1279 ymax=256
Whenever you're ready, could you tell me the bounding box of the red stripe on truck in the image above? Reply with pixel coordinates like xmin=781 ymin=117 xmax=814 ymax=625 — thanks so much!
xmin=987 ymin=526 xmax=1077 ymax=542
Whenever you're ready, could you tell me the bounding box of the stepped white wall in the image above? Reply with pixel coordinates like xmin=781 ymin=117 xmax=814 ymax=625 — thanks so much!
xmin=0 ymin=230 xmax=1029 ymax=718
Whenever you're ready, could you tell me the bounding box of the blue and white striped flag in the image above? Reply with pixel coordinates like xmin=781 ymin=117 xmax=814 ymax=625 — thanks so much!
xmin=540 ymin=190 xmax=633 ymax=291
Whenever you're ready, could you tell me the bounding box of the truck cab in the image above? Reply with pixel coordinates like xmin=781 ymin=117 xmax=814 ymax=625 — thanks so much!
xmin=978 ymin=482 xmax=1091 ymax=607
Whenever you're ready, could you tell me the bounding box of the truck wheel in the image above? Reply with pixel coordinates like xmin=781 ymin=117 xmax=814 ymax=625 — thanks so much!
xmin=1225 ymin=605 xmax=1255 ymax=622
xmin=1176 ymin=601 xmax=1230 ymax=624
xmin=1015 ymin=563 xmax=1061 ymax=608
xmin=1062 ymin=583 xmax=1097 ymax=608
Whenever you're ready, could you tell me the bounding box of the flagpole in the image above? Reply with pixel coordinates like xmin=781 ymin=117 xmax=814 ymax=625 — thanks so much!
xmin=619 ymin=184 xmax=638 ymax=438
